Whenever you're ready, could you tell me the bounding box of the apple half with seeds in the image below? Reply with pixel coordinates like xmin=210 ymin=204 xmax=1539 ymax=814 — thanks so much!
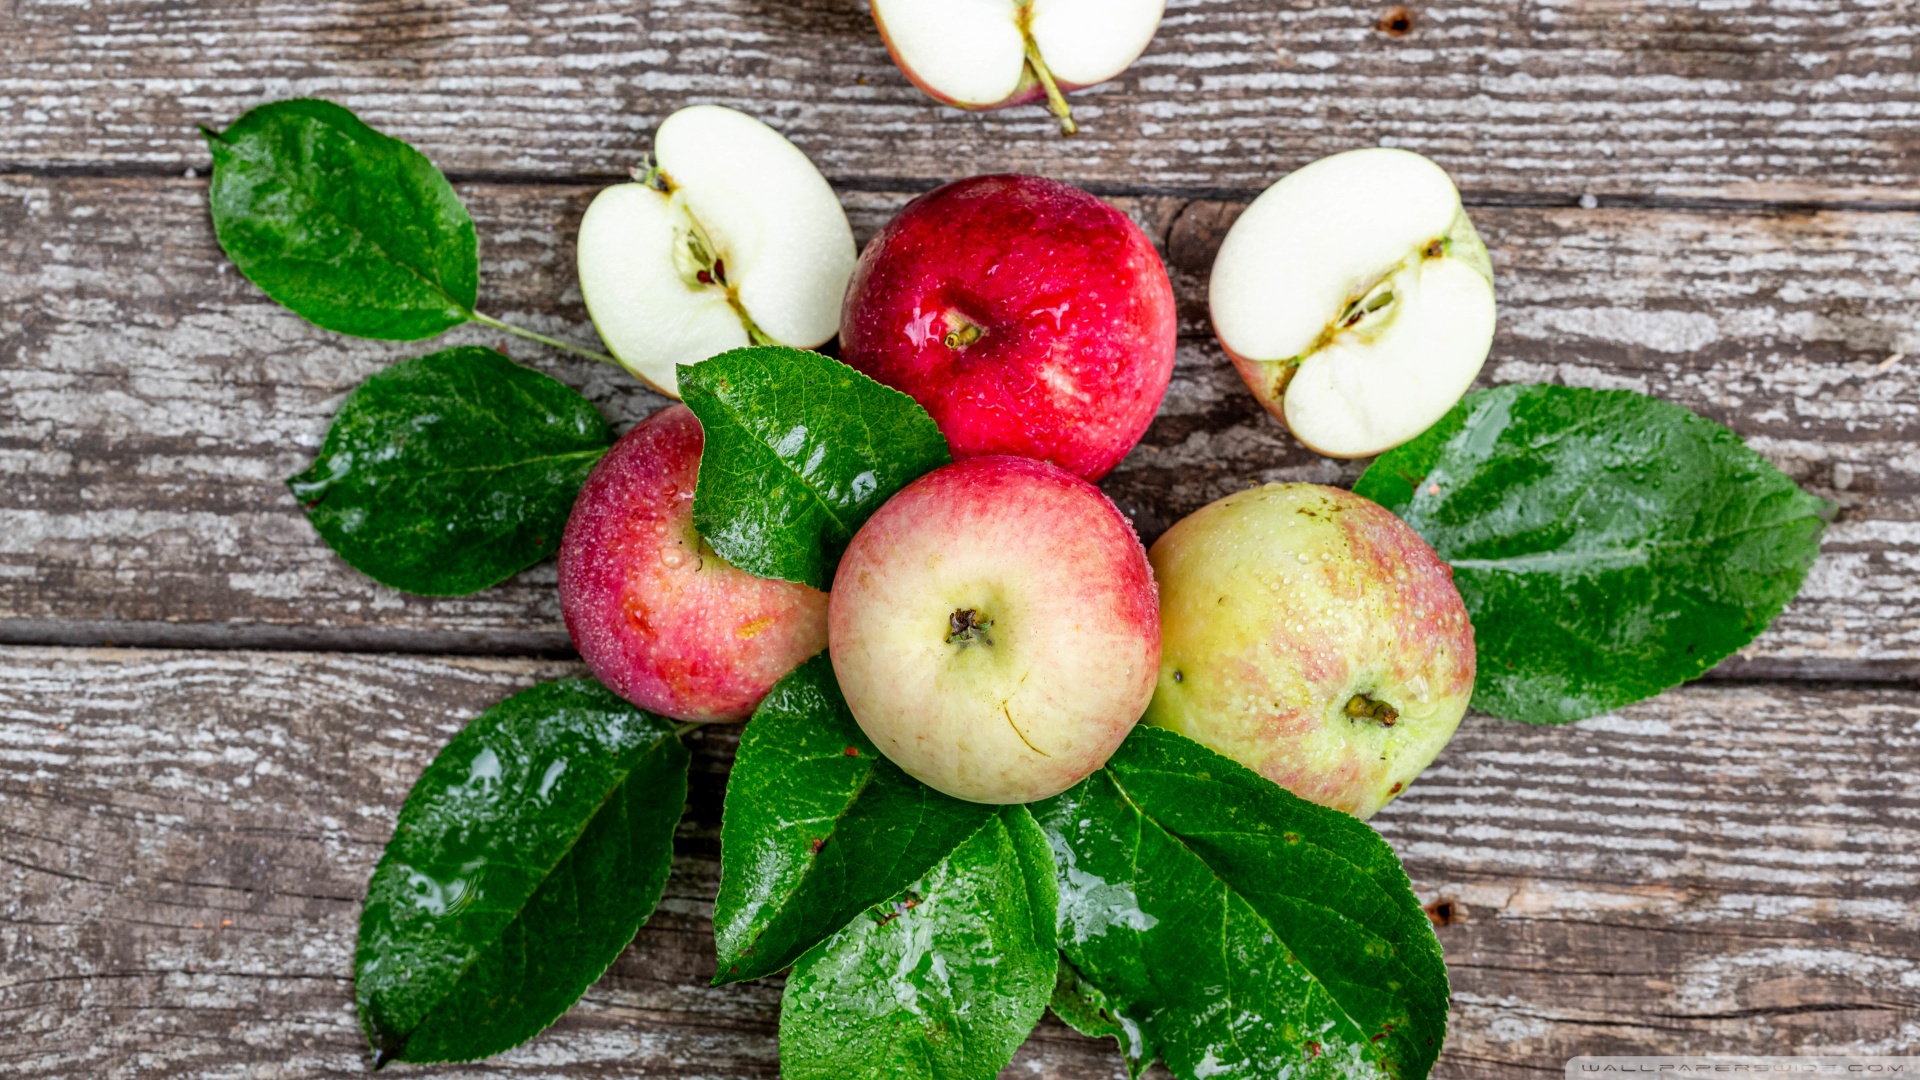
xmin=577 ymin=105 xmax=856 ymax=397
xmin=871 ymin=0 xmax=1166 ymax=135
xmin=1210 ymin=148 xmax=1497 ymax=458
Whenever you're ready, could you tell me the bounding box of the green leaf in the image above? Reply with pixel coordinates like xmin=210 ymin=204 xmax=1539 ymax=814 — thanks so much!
xmin=712 ymin=655 xmax=995 ymax=984
xmin=204 ymin=97 xmax=478 ymax=339
xmin=288 ymin=346 xmax=611 ymax=596
xmin=356 ymin=679 xmax=688 ymax=1066
xmin=1051 ymin=955 xmax=1151 ymax=1079
xmin=778 ymin=807 xmax=1059 ymax=1080
xmin=1355 ymin=383 xmax=1833 ymax=725
xmin=679 ymin=346 xmax=950 ymax=590
xmin=1033 ymin=726 xmax=1449 ymax=1080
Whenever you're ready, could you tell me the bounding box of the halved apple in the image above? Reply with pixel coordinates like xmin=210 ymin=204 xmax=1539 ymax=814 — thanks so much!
xmin=871 ymin=0 xmax=1165 ymax=136
xmin=1209 ymin=148 xmax=1497 ymax=458
xmin=576 ymin=105 xmax=856 ymax=397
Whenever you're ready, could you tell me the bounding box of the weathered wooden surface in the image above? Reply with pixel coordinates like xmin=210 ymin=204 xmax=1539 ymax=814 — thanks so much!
xmin=2 ymin=175 xmax=1914 ymax=676
xmin=4 ymin=0 xmax=1918 ymax=1071
xmin=0 ymin=647 xmax=1913 ymax=1078
xmin=4 ymin=0 xmax=1919 ymax=202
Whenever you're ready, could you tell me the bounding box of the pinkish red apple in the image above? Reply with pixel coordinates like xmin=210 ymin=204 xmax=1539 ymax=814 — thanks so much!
xmin=828 ymin=455 xmax=1160 ymax=804
xmin=839 ymin=174 xmax=1176 ymax=482
xmin=1143 ymin=483 xmax=1475 ymax=819
xmin=558 ymin=405 xmax=828 ymax=723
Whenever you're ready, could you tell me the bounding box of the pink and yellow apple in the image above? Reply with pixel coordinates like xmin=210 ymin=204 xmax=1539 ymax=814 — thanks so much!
xmin=839 ymin=174 xmax=1176 ymax=482
xmin=1143 ymin=484 xmax=1475 ymax=819
xmin=558 ymin=405 xmax=828 ymax=723
xmin=828 ymin=455 xmax=1159 ymax=804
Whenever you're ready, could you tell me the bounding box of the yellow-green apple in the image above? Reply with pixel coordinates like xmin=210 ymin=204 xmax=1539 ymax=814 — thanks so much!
xmin=576 ymin=105 xmax=856 ymax=397
xmin=839 ymin=174 xmax=1176 ymax=481
xmin=871 ymin=0 xmax=1165 ymax=135
xmin=1144 ymin=483 xmax=1475 ymax=818
xmin=1210 ymin=148 xmax=1496 ymax=458
xmin=558 ymin=405 xmax=828 ymax=723
xmin=829 ymin=455 xmax=1159 ymax=804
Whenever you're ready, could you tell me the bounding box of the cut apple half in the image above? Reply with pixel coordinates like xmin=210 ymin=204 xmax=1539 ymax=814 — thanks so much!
xmin=577 ymin=105 xmax=856 ymax=397
xmin=871 ymin=0 xmax=1166 ymax=135
xmin=1209 ymin=147 xmax=1497 ymax=458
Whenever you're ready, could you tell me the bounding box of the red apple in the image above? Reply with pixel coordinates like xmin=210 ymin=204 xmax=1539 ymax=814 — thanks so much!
xmin=558 ymin=405 xmax=828 ymax=723
xmin=839 ymin=174 xmax=1177 ymax=482
xmin=829 ymin=455 xmax=1160 ymax=804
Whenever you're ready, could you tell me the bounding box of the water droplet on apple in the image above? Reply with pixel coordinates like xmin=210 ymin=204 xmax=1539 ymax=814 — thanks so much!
xmin=660 ymin=547 xmax=685 ymax=568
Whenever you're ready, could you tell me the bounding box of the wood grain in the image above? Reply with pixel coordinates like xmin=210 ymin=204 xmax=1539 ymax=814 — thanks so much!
xmin=0 ymin=646 xmax=1912 ymax=1077
xmin=2 ymin=0 xmax=1918 ymax=202
xmin=1 ymin=175 xmax=1914 ymax=676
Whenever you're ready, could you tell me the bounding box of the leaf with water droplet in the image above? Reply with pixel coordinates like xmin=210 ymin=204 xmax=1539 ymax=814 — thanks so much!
xmin=711 ymin=655 xmax=995 ymax=984
xmin=778 ymin=806 xmax=1058 ymax=1080
xmin=1356 ymin=383 xmax=1833 ymax=724
xmin=679 ymin=346 xmax=950 ymax=589
xmin=356 ymin=680 xmax=687 ymax=1065
xmin=1033 ymin=727 xmax=1448 ymax=1080
xmin=288 ymin=347 xmax=612 ymax=596
xmin=204 ymin=97 xmax=478 ymax=340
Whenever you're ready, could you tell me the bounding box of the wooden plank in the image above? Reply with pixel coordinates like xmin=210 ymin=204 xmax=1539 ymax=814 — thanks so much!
xmin=3 ymin=174 xmax=1913 ymax=676
xmin=2 ymin=0 xmax=1918 ymax=202
xmin=0 ymin=646 xmax=1913 ymax=1076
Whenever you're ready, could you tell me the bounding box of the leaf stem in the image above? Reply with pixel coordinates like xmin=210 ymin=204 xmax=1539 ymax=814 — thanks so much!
xmin=471 ymin=311 xmax=621 ymax=367
xmin=673 ymin=720 xmax=707 ymax=738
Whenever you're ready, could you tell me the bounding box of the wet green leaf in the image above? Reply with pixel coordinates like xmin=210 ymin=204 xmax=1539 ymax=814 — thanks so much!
xmin=288 ymin=346 xmax=611 ymax=596
xmin=1051 ymin=955 xmax=1151 ymax=1079
xmin=778 ymin=807 xmax=1058 ymax=1080
xmin=1355 ymin=383 xmax=1832 ymax=724
xmin=711 ymin=655 xmax=995 ymax=984
xmin=1033 ymin=727 xmax=1448 ymax=1080
xmin=356 ymin=680 xmax=688 ymax=1066
xmin=678 ymin=346 xmax=950 ymax=589
xmin=204 ymin=97 xmax=478 ymax=340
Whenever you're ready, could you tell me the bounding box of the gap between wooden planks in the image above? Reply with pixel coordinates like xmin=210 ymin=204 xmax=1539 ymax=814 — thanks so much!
xmin=0 ymin=647 xmax=1913 ymax=1077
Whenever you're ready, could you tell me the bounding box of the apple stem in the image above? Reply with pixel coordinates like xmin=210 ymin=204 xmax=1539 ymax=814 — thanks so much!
xmin=673 ymin=720 xmax=706 ymax=738
xmin=1022 ymin=37 xmax=1078 ymax=137
xmin=1344 ymin=693 xmax=1400 ymax=727
xmin=943 ymin=321 xmax=983 ymax=349
xmin=946 ymin=608 xmax=995 ymax=646
xmin=470 ymin=311 xmax=623 ymax=368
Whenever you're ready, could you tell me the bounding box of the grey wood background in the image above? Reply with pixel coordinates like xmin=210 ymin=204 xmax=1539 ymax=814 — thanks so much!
xmin=1 ymin=0 xmax=1916 ymax=1076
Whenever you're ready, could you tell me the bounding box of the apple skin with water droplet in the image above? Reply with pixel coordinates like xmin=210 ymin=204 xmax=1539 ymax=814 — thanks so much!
xmin=828 ymin=456 xmax=1160 ymax=804
xmin=839 ymin=174 xmax=1176 ymax=481
xmin=1144 ymin=483 xmax=1475 ymax=819
xmin=558 ymin=405 xmax=829 ymax=722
